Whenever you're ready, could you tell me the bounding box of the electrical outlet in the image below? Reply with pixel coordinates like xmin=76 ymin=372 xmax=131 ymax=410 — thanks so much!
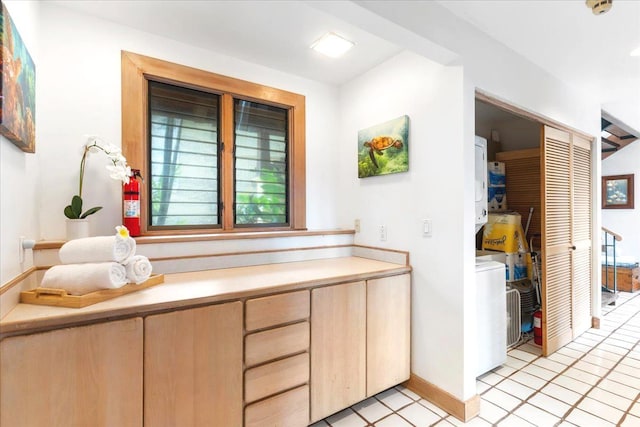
xmin=355 ymin=219 xmax=361 ymax=233
xmin=379 ymin=225 xmax=387 ymax=241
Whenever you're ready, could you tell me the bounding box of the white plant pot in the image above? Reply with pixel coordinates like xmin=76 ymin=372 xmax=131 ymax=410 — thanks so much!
xmin=66 ymin=218 xmax=90 ymax=240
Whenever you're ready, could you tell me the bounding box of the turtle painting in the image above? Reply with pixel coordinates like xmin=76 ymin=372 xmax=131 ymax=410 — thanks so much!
xmin=363 ymin=136 xmax=403 ymax=168
xmin=358 ymin=115 xmax=409 ymax=178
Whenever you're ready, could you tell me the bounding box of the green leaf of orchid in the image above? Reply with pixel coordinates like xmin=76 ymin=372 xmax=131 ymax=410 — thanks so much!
xmin=64 ymin=205 xmax=78 ymax=219
xmin=80 ymin=206 xmax=103 ymax=219
xmin=71 ymin=195 xmax=83 ymax=217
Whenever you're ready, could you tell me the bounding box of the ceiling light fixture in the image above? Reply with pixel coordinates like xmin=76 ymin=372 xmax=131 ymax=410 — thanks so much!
xmin=310 ymin=32 xmax=355 ymax=58
xmin=585 ymin=0 xmax=613 ymax=15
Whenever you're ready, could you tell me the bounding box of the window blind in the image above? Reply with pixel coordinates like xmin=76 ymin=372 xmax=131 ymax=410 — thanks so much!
xmin=148 ymin=81 xmax=220 ymax=227
xmin=234 ymin=99 xmax=288 ymax=225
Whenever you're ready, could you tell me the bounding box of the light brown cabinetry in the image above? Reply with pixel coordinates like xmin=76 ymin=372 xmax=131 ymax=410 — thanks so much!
xmin=311 ymin=281 xmax=367 ymax=422
xmin=244 ymin=290 xmax=311 ymax=427
xmin=0 ymin=318 xmax=143 ymax=427
xmin=367 ymin=274 xmax=411 ymax=396
xmin=310 ymin=275 xmax=411 ymax=422
xmin=144 ymin=302 xmax=243 ymax=427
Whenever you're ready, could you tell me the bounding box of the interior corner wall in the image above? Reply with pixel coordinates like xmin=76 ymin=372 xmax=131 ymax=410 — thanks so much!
xmin=336 ymin=51 xmax=472 ymax=400
xmin=35 ymin=3 xmax=340 ymax=240
xmin=0 ymin=1 xmax=40 ymax=287
xmin=602 ymin=142 xmax=640 ymax=261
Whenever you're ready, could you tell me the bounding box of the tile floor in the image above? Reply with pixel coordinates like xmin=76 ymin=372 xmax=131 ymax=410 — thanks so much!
xmin=313 ymin=291 xmax=640 ymax=427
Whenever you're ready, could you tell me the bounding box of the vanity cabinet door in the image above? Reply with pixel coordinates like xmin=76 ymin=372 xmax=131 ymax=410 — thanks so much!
xmin=367 ymin=274 xmax=411 ymax=396
xmin=0 ymin=318 xmax=143 ymax=427
xmin=144 ymin=302 xmax=243 ymax=427
xmin=310 ymin=281 xmax=366 ymax=422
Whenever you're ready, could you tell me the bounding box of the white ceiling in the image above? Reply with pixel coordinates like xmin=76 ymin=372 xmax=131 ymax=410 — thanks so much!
xmin=438 ymin=0 xmax=640 ymax=108
xmin=52 ymin=0 xmax=639 ymax=123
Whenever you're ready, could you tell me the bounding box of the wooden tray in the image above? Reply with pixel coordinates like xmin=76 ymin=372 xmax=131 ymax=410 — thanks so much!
xmin=20 ymin=274 xmax=165 ymax=308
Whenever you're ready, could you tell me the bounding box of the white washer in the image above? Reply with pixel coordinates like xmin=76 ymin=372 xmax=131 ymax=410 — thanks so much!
xmin=476 ymin=259 xmax=506 ymax=376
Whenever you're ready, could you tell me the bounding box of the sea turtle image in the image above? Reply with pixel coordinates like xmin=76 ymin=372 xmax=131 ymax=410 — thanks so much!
xmin=363 ymin=136 xmax=403 ymax=168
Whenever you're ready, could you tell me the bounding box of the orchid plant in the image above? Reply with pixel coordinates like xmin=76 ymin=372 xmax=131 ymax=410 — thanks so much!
xmin=64 ymin=136 xmax=131 ymax=219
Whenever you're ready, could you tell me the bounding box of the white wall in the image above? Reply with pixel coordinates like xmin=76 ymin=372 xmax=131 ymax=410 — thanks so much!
xmin=328 ymin=1 xmax=602 ymax=402
xmin=35 ymin=2 xmax=341 ymax=241
xmin=0 ymin=1 xmax=40 ymax=286
xmin=337 ymin=51 xmax=470 ymax=400
xmin=602 ymin=143 xmax=640 ymax=261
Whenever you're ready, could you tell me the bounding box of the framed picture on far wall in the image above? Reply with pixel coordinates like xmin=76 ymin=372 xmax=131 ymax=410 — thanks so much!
xmin=0 ymin=2 xmax=36 ymax=153
xmin=602 ymin=174 xmax=634 ymax=209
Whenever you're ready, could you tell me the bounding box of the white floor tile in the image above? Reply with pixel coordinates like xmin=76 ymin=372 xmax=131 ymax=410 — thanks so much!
xmin=493 ymin=364 xmax=517 ymax=377
xmin=504 ymin=355 xmax=529 ymax=370
xmin=397 ymin=402 xmax=442 ymax=426
xmin=577 ymin=397 xmax=625 ymax=425
xmin=482 ymin=388 xmax=521 ymax=412
xmin=587 ymin=387 xmax=633 ymax=412
xmin=394 ymin=385 xmax=421 ymax=401
xmin=621 ymin=414 xmax=640 ymax=427
xmin=556 ymin=422 xmax=578 ymax=427
xmin=565 ymin=408 xmax=616 ymax=427
xmin=597 ymin=342 xmax=629 ymax=355
xmin=479 ymin=398 xmax=508 ymax=424
xmin=325 ymin=408 xmax=367 ymax=427
xmin=532 ymin=357 xmax=566 ymax=373
xmin=477 ymin=371 xmax=504 ymax=386
xmin=527 ymin=393 xmax=571 ymax=417
xmin=509 ymin=370 xmax=547 ymax=390
xmin=540 ymin=383 xmax=582 ymax=405
xmin=449 ymin=416 xmax=492 ymax=427
xmin=476 ymin=380 xmax=491 ymax=394
xmin=607 ymin=370 xmax=640 ymax=389
xmin=551 ymin=374 xmax=593 ymax=394
xmin=599 ymin=378 xmax=639 ymax=400
xmin=565 ymin=341 xmax=592 ymax=353
xmin=508 ymin=349 xmax=539 ymax=363
xmin=582 ymin=353 xmax=617 ymax=369
xmin=557 ymin=346 xmax=585 ymax=359
xmin=631 ymin=402 xmax=640 ymax=417
xmin=351 ymin=397 xmax=393 ymax=423
xmin=373 ymin=414 xmax=412 ymax=427
xmin=496 ymin=378 xmax=536 ymax=400
xmin=573 ymin=360 xmax=610 ymax=377
xmin=521 ymin=364 xmax=557 ymax=381
xmin=562 ymin=366 xmax=601 ymax=386
xmin=614 ymin=362 xmax=640 ymax=379
xmin=603 ymin=338 xmax=635 ymax=350
xmin=513 ymin=403 xmax=560 ymax=427
xmin=516 ymin=343 xmax=542 ymax=355
xmin=496 ymin=414 xmax=535 ymax=426
xmin=433 ymin=419 xmax=455 ymax=426
xmin=310 ymin=421 xmax=330 ymax=427
xmin=418 ymin=399 xmax=449 ymax=418
xmin=375 ymin=388 xmax=414 ymax=411
xmin=546 ymin=352 xmax=575 ymax=366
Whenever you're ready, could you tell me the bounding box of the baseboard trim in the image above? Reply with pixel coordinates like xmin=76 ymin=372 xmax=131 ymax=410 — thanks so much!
xmin=404 ymin=373 xmax=480 ymax=422
xmin=592 ymin=316 xmax=601 ymax=329
xmin=0 ymin=267 xmax=37 ymax=296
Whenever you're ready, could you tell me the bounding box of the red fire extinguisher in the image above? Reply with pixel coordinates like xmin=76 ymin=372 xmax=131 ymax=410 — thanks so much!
xmin=123 ymin=169 xmax=142 ymax=237
xmin=533 ymin=310 xmax=543 ymax=345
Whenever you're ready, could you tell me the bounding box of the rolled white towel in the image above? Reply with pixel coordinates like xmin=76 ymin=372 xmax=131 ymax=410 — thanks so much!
xmin=41 ymin=263 xmax=128 ymax=295
xmin=124 ymin=255 xmax=153 ymax=284
xmin=59 ymin=235 xmax=136 ymax=264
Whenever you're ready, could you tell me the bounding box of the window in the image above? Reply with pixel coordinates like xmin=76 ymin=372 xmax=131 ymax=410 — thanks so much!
xmin=121 ymin=51 xmax=306 ymax=235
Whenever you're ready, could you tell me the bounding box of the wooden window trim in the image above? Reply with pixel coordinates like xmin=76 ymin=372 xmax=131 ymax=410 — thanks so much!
xmin=121 ymin=51 xmax=306 ymax=235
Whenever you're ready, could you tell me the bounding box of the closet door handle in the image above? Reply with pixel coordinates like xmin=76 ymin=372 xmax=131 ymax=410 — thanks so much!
xmin=570 ymin=245 xmax=577 ymax=250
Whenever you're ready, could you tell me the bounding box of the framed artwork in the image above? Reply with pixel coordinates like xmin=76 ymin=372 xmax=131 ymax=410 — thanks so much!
xmin=602 ymin=174 xmax=634 ymax=209
xmin=0 ymin=1 xmax=36 ymax=153
xmin=358 ymin=115 xmax=409 ymax=178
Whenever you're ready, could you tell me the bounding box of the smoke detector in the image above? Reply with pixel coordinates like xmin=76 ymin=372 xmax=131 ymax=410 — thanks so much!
xmin=586 ymin=0 xmax=612 ymax=15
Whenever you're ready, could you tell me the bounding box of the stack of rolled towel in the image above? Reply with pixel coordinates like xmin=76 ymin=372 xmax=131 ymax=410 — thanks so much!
xmin=41 ymin=227 xmax=153 ymax=295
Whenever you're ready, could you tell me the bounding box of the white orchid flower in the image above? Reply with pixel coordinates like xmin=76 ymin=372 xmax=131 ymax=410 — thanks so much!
xmin=106 ymin=164 xmax=132 ymax=184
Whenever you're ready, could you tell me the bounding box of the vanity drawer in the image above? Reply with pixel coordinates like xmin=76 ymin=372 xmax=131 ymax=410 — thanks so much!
xmin=245 ymin=321 xmax=309 ymax=367
xmin=245 ymin=290 xmax=309 ymax=331
xmin=244 ymin=352 xmax=309 ymax=403
xmin=245 ymin=384 xmax=309 ymax=427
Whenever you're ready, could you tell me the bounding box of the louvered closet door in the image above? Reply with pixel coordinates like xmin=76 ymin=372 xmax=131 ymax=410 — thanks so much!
xmin=571 ymin=135 xmax=592 ymax=337
xmin=542 ymin=126 xmax=573 ymax=355
xmin=542 ymin=126 xmax=593 ymax=356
